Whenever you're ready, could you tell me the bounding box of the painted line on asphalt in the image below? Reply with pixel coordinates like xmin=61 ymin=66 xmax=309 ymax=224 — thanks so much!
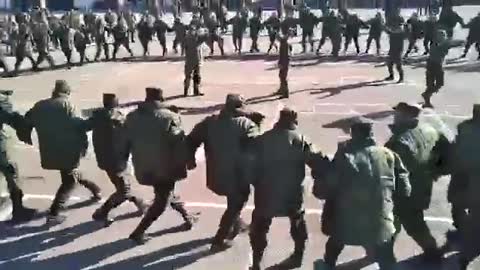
xmin=19 ymin=194 xmax=453 ymax=224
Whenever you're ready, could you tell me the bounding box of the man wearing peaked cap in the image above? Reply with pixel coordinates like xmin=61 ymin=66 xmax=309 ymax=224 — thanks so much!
xmin=386 ymin=100 xmax=450 ymax=263
xmin=22 ymin=80 xmax=102 ymax=225
xmin=85 ymin=93 xmax=148 ymax=227
xmin=321 ymin=113 xmax=410 ymax=270
xmin=187 ymin=93 xmax=260 ymax=251
xmin=249 ymin=107 xmax=325 ymax=269
xmin=122 ymin=87 xmax=199 ymax=245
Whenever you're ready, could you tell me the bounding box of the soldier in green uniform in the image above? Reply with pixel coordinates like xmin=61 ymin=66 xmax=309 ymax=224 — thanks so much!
xmin=153 ymin=16 xmax=172 ymax=56
xmin=187 ymin=94 xmax=260 ymax=251
xmin=205 ymin=12 xmax=224 ymax=56
xmin=365 ymin=12 xmax=384 ymax=55
xmin=456 ymin=106 xmax=480 ymax=270
xmin=276 ymin=33 xmax=290 ymax=99
xmin=104 ymin=9 xmax=118 ymax=37
xmin=125 ymin=10 xmax=137 ymax=43
xmin=438 ymin=5 xmax=465 ymax=39
xmin=299 ymin=8 xmax=320 ymax=53
xmin=137 ymin=16 xmax=154 ymax=57
xmin=58 ymin=22 xmax=74 ymax=68
xmin=317 ymin=10 xmax=342 ymax=57
xmin=112 ymin=17 xmax=134 ymax=60
xmin=404 ymin=13 xmax=424 ymax=58
xmin=86 ymin=93 xmax=147 ymax=227
xmin=447 ymin=104 xmax=480 ymax=237
xmin=421 ymin=30 xmax=464 ymax=108
xmin=343 ymin=13 xmax=367 ymax=54
xmin=460 ymin=12 xmax=480 ymax=60
xmin=249 ymin=12 xmax=262 ymax=53
xmin=123 ymin=88 xmax=198 ymax=244
xmin=31 ymin=20 xmax=55 ymax=70
xmin=74 ymin=25 xmax=90 ymax=65
xmin=384 ymin=23 xmax=406 ymax=83
xmin=183 ymin=25 xmax=208 ymax=97
xmin=0 ymin=90 xmax=37 ymax=223
xmin=13 ymin=23 xmax=37 ymax=75
xmin=264 ymin=12 xmax=280 ymax=54
xmin=322 ymin=117 xmax=411 ymax=270
xmin=83 ymin=10 xmax=97 ymax=44
xmin=249 ymin=108 xmax=324 ymax=270
xmin=227 ymin=11 xmax=248 ymax=54
xmin=423 ymin=15 xmax=438 ymax=55
xmin=21 ymin=80 xmax=102 ymax=225
xmin=172 ymin=18 xmax=187 ymax=55
xmin=385 ymin=102 xmax=450 ymax=263
xmin=94 ymin=17 xmax=110 ymax=61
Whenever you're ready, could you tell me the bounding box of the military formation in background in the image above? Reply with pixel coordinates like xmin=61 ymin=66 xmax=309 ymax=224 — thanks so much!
xmin=0 ymin=78 xmax=478 ymax=269
xmin=1 ymin=5 xmax=479 ymax=103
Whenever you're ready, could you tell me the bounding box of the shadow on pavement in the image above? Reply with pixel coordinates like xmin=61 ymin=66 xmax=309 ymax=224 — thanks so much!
xmin=98 ymin=237 xmax=214 ymax=269
xmin=0 ymin=221 xmax=102 ymax=267
xmin=322 ymin=110 xmax=394 ymax=134
xmin=246 ymin=93 xmax=281 ymax=105
xmin=308 ymin=79 xmax=389 ymax=99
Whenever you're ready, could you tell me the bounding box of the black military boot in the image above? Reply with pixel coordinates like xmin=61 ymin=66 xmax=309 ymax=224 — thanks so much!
xmin=193 ymin=84 xmax=204 ymax=96
xmin=183 ymin=83 xmax=189 ymax=97
xmin=46 ymin=214 xmax=67 ymax=226
xmin=78 ymin=178 xmax=102 ymax=202
xmin=384 ymin=74 xmax=394 ymax=81
xmin=422 ymin=92 xmax=434 ymax=108
xmin=250 ymin=250 xmax=264 ymax=270
xmin=92 ymin=207 xmax=114 ymax=227
xmin=277 ymin=242 xmax=305 ymax=268
xmin=10 ymin=193 xmax=37 ymax=224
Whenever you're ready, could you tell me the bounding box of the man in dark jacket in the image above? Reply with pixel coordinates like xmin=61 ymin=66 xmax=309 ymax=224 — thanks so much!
xmin=384 ymin=24 xmax=406 ymax=83
xmin=123 ymin=88 xmax=198 ymax=245
xmin=86 ymin=93 xmax=147 ymax=227
xmin=249 ymin=108 xmax=324 ymax=270
xmin=187 ymin=94 xmax=261 ymax=251
xmin=386 ymin=102 xmax=450 ymax=263
xmin=21 ymin=80 xmax=102 ymax=225
xmin=365 ymin=12 xmax=384 ymax=55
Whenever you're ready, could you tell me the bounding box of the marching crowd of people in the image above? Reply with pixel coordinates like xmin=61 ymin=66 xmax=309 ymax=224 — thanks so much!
xmin=0 ymin=78 xmax=478 ymax=269
xmin=1 ymin=3 xmax=480 ymax=270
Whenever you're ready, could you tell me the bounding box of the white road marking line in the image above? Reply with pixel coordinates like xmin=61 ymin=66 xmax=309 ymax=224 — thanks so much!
xmin=16 ymin=194 xmax=452 ymax=224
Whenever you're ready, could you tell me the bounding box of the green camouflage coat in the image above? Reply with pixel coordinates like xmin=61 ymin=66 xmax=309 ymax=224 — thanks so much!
xmin=87 ymin=108 xmax=127 ymax=172
xmin=0 ymin=92 xmax=19 ymax=167
xmin=385 ymin=121 xmax=446 ymax=210
xmin=328 ymin=138 xmax=411 ymax=246
xmin=24 ymin=94 xmax=88 ymax=170
xmin=253 ymin=124 xmax=320 ymax=218
xmin=187 ymin=109 xmax=259 ymax=196
xmin=123 ymin=101 xmax=187 ymax=186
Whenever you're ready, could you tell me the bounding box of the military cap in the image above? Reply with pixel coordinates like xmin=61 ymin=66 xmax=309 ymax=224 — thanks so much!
xmin=53 ymin=80 xmax=71 ymax=95
xmin=145 ymin=87 xmax=164 ymax=101
xmin=278 ymin=107 xmax=298 ymax=123
xmin=393 ymin=102 xmax=422 ymax=117
xmin=103 ymin=93 xmax=119 ymax=108
xmin=350 ymin=116 xmax=374 ymax=128
xmin=225 ymin=93 xmax=245 ymax=109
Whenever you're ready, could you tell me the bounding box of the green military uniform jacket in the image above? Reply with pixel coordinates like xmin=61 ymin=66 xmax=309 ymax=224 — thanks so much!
xmin=123 ymin=101 xmax=187 ymax=186
xmin=187 ymin=109 xmax=258 ymax=196
xmin=24 ymin=94 xmax=88 ymax=171
xmin=385 ymin=121 xmax=446 ymax=210
xmin=328 ymin=138 xmax=411 ymax=246
xmin=253 ymin=123 xmax=320 ymax=218
xmin=87 ymin=108 xmax=127 ymax=172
